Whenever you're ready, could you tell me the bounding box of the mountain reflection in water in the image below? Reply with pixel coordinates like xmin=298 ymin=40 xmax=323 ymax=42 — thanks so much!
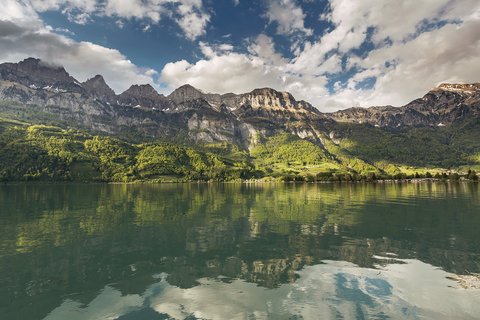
xmin=0 ymin=182 xmax=479 ymax=319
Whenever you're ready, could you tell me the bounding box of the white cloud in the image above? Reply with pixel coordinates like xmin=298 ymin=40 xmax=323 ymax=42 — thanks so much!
xmin=307 ymin=0 xmax=480 ymax=110
xmin=161 ymin=35 xmax=285 ymax=93
xmin=115 ymin=19 xmax=124 ymax=28
xmin=49 ymin=26 xmax=74 ymax=35
xmin=160 ymin=53 xmax=285 ymax=94
xmin=199 ymin=42 xmax=234 ymax=59
xmin=0 ymin=0 xmax=42 ymax=28
xmin=104 ymin=0 xmax=165 ymax=23
xmin=0 ymin=0 xmax=158 ymax=93
xmin=30 ymin=0 xmax=97 ymax=24
xmin=332 ymin=19 xmax=480 ymax=109
xmin=323 ymin=0 xmax=460 ymax=46
xmin=175 ymin=0 xmax=210 ymax=40
xmin=265 ymin=0 xmax=312 ymax=36
xmin=161 ymin=35 xmax=329 ymax=104
xmin=29 ymin=0 xmax=97 ymax=13
xmin=160 ymin=0 xmax=480 ymax=111
xmin=108 ymin=0 xmax=211 ymax=40
xmin=247 ymin=34 xmax=285 ymax=65
xmin=30 ymin=0 xmax=97 ymax=12
xmin=17 ymin=0 xmax=211 ymax=41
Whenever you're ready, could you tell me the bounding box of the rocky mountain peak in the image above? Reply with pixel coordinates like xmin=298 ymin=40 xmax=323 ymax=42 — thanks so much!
xmin=118 ymin=84 xmax=171 ymax=110
xmin=88 ymin=74 xmax=106 ymax=82
xmin=18 ymin=57 xmax=41 ymax=67
xmin=249 ymin=87 xmax=277 ymax=94
xmin=249 ymin=87 xmax=289 ymax=98
xmin=121 ymin=84 xmax=161 ymax=98
xmin=82 ymin=75 xmax=116 ymax=103
xmin=83 ymin=75 xmax=111 ymax=89
xmin=17 ymin=58 xmax=73 ymax=81
xmin=168 ymin=84 xmax=205 ymax=104
xmin=0 ymin=57 xmax=80 ymax=91
xmin=176 ymin=84 xmax=201 ymax=92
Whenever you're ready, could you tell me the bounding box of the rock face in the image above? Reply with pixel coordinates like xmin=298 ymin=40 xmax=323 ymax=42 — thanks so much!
xmin=0 ymin=57 xmax=479 ymax=149
xmin=168 ymin=84 xmax=207 ymax=104
xmin=231 ymin=88 xmax=322 ymax=122
xmin=328 ymin=83 xmax=480 ymax=127
xmin=240 ymin=88 xmax=319 ymax=114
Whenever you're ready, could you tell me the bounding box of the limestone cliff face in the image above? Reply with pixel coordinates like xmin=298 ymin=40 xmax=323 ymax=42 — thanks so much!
xmin=237 ymin=88 xmax=320 ymax=116
xmin=0 ymin=58 xmax=479 ymax=150
xmin=167 ymin=84 xmax=323 ymax=118
xmin=187 ymin=112 xmax=236 ymax=143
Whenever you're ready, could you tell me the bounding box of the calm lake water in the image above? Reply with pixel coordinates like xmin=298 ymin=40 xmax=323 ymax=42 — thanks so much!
xmin=1 ymin=182 xmax=480 ymax=320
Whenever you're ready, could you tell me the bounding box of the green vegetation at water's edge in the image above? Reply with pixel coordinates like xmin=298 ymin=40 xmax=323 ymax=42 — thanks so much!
xmin=0 ymin=118 xmax=478 ymax=182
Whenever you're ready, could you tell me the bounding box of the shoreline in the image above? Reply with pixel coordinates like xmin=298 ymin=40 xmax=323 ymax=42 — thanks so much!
xmin=1 ymin=178 xmax=478 ymax=185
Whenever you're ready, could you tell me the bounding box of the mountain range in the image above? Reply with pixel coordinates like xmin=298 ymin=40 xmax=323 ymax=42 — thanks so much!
xmin=0 ymin=57 xmax=479 ymax=181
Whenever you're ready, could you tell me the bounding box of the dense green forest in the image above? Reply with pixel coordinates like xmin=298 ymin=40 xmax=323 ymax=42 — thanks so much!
xmin=0 ymin=117 xmax=478 ymax=182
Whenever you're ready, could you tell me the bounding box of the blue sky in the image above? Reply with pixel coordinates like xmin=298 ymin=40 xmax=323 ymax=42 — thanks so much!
xmin=39 ymin=1 xmax=274 ymax=72
xmin=1 ymin=0 xmax=480 ymax=110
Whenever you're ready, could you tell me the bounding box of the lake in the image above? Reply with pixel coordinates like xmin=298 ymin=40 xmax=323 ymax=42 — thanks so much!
xmin=1 ymin=182 xmax=479 ymax=319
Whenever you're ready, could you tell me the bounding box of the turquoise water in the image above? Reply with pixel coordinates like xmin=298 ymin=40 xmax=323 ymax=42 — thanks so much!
xmin=1 ymin=182 xmax=479 ymax=319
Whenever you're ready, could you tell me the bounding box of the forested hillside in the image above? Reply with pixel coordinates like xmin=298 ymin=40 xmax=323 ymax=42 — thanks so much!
xmin=0 ymin=118 xmax=478 ymax=182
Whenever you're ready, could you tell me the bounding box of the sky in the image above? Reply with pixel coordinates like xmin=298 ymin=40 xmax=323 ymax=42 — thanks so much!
xmin=0 ymin=0 xmax=479 ymax=111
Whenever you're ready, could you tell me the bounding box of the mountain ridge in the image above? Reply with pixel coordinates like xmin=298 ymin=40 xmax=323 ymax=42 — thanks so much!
xmin=0 ymin=57 xmax=479 ymax=180
xmin=2 ymin=57 xmax=478 ymax=128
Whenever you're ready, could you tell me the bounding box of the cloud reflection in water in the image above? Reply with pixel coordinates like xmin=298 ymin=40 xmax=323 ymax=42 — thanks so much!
xmin=45 ymin=258 xmax=480 ymax=320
